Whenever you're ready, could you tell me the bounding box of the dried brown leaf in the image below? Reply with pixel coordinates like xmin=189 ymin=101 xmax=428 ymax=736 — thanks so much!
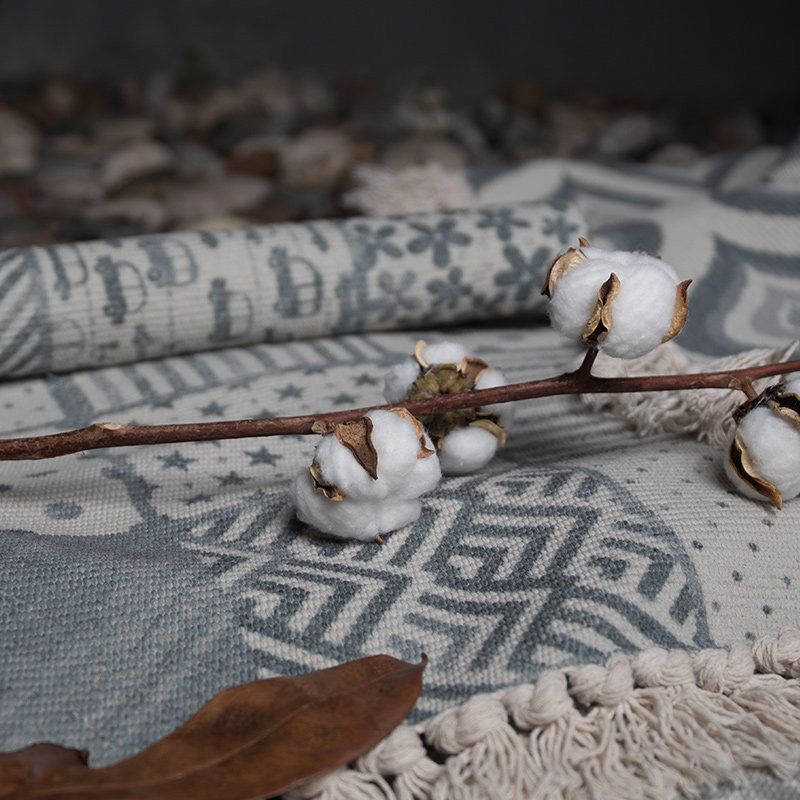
xmin=335 ymin=417 xmax=379 ymax=480
xmin=0 ymin=744 xmax=88 ymax=797
xmin=1 ymin=655 xmax=427 ymax=800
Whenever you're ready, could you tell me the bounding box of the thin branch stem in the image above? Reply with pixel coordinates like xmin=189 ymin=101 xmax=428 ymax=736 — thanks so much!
xmin=574 ymin=347 xmax=599 ymax=387
xmin=732 ymin=377 xmax=759 ymax=400
xmin=0 ymin=356 xmax=797 ymax=461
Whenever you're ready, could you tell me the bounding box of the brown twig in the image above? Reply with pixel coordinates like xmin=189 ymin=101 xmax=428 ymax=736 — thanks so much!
xmin=0 ymin=356 xmax=797 ymax=461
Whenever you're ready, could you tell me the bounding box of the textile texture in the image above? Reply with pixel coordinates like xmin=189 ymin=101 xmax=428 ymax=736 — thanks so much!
xmin=0 ymin=142 xmax=799 ymax=799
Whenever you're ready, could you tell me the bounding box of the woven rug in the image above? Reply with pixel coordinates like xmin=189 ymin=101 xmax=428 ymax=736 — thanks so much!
xmin=0 ymin=138 xmax=799 ymax=799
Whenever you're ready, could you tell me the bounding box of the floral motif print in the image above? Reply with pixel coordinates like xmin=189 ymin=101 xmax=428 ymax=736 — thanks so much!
xmin=407 ymin=219 xmax=472 ymax=267
xmin=542 ymin=214 xmax=579 ymax=245
xmin=426 ymin=266 xmax=474 ymax=308
xmin=476 ymin=207 xmax=532 ymax=242
xmin=350 ymin=223 xmax=403 ymax=269
xmin=494 ymin=244 xmax=551 ymax=302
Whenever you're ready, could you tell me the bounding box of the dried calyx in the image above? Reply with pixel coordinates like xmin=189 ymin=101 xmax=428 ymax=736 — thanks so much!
xmin=407 ymin=342 xmax=504 ymax=449
xmin=540 ymin=235 xmax=591 ymax=299
xmin=543 ymin=237 xmax=692 ymax=359
xmin=725 ymin=380 xmax=800 ymax=509
xmin=382 ymin=340 xmax=514 ymax=475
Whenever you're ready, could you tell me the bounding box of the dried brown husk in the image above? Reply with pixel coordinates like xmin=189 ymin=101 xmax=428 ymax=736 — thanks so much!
xmin=413 ymin=339 xmax=430 ymax=369
xmin=408 ymin=365 xmax=470 ymax=400
xmin=662 ymin=279 xmax=693 ymax=343
xmin=458 ymin=356 xmax=489 ymax=385
xmin=334 ymin=417 xmax=379 ymax=479
xmin=768 ymin=386 xmax=800 ymax=433
xmin=310 ymin=460 xmax=345 ymax=502
xmin=728 ymin=434 xmax=783 ymax=509
xmin=405 ymin=346 xmax=505 ymax=449
xmin=540 ymin=237 xmax=590 ymax=298
xmin=581 ymin=272 xmax=621 ymax=345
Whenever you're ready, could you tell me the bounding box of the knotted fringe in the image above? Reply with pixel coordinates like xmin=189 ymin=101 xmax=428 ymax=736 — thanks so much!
xmin=582 ymin=341 xmax=799 ymax=446
xmin=286 ymin=628 xmax=800 ymax=800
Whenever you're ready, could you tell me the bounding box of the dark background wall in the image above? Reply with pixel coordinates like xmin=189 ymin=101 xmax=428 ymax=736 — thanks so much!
xmin=0 ymin=0 xmax=798 ymax=104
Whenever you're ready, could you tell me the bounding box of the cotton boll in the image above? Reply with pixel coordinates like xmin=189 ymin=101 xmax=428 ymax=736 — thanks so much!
xmin=724 ymin=406 xmax=800 ymax=507
xmin=292 ymin=471 xmax=423 ymax=541
xmin=313 ymin=433 xmax=386 ymax=500
xmin=438 ymin=426 xmax=499 ymax=475
xmin=423 ymin=341 xmax=469 ymax=365
xmin=293 ymin=408 xmax=442 ymax=541
xmin=384 ymin=358 xmax=420 ymax=403
xmin=313 ymin=409 xmax=422 ymax=500
xmin=547 ymin=244 xmax=689 ymax=360
xmin=474 ymin=367 xmax=514 ymax=430
xmin=382 ymin=340 xmax=514 ymax=476
xmin=549 ymin=259 xmax=623 ymax=340
xmin=600 ymin=264 xmax=679 ymax=359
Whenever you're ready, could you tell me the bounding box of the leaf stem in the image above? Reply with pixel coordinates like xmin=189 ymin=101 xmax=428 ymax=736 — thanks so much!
xmin=0 ymin=357 xmax=797 ymax=461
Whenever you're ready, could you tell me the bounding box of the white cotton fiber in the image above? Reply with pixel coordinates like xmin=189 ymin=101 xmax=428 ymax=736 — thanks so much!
xmin=724 ymin=406 xmax=800 ymax=505
xmin=365 ymin=409 xmax=422 ymax=482
xmin=292 ymin=471 xmax=423 ymax=541
xmin=313 ymin=409 xmax=421 ymax=500
xmin=601 ymin=264 xmax=679 ymax=359
xmin=384 ymin=358 xmax=420 ymax=403
xmin=548 ymin=249 xmax=685 ymax=360
xmin=583 ymin=247 xmax=679 ymax=282
xmin=423 ymin=341 xmax=469 ymax=365
xmin=399 ymin=430 xmax=442 ymax=497
xmin=292 ymin=408 xmax=442 ymax=540
xmin=438 ymin=426 xmax=499 ymax=474
xmin=549 ymin=259 xmax=623 ymax=340
xmin=474 ymin=367 xmax=514 ymax=431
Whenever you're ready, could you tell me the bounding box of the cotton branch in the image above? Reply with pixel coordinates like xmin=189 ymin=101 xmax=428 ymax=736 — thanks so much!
xmin=0 ymin=352 xmax=797 ymax=461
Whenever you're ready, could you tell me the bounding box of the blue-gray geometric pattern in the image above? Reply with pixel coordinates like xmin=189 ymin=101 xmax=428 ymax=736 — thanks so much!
xmin=1 ymin=141 xmax=799 ymax=778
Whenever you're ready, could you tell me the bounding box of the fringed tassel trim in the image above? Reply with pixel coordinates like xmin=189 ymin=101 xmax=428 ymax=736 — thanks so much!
xmin=287 ymin=628 xmax=800 ymax=800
